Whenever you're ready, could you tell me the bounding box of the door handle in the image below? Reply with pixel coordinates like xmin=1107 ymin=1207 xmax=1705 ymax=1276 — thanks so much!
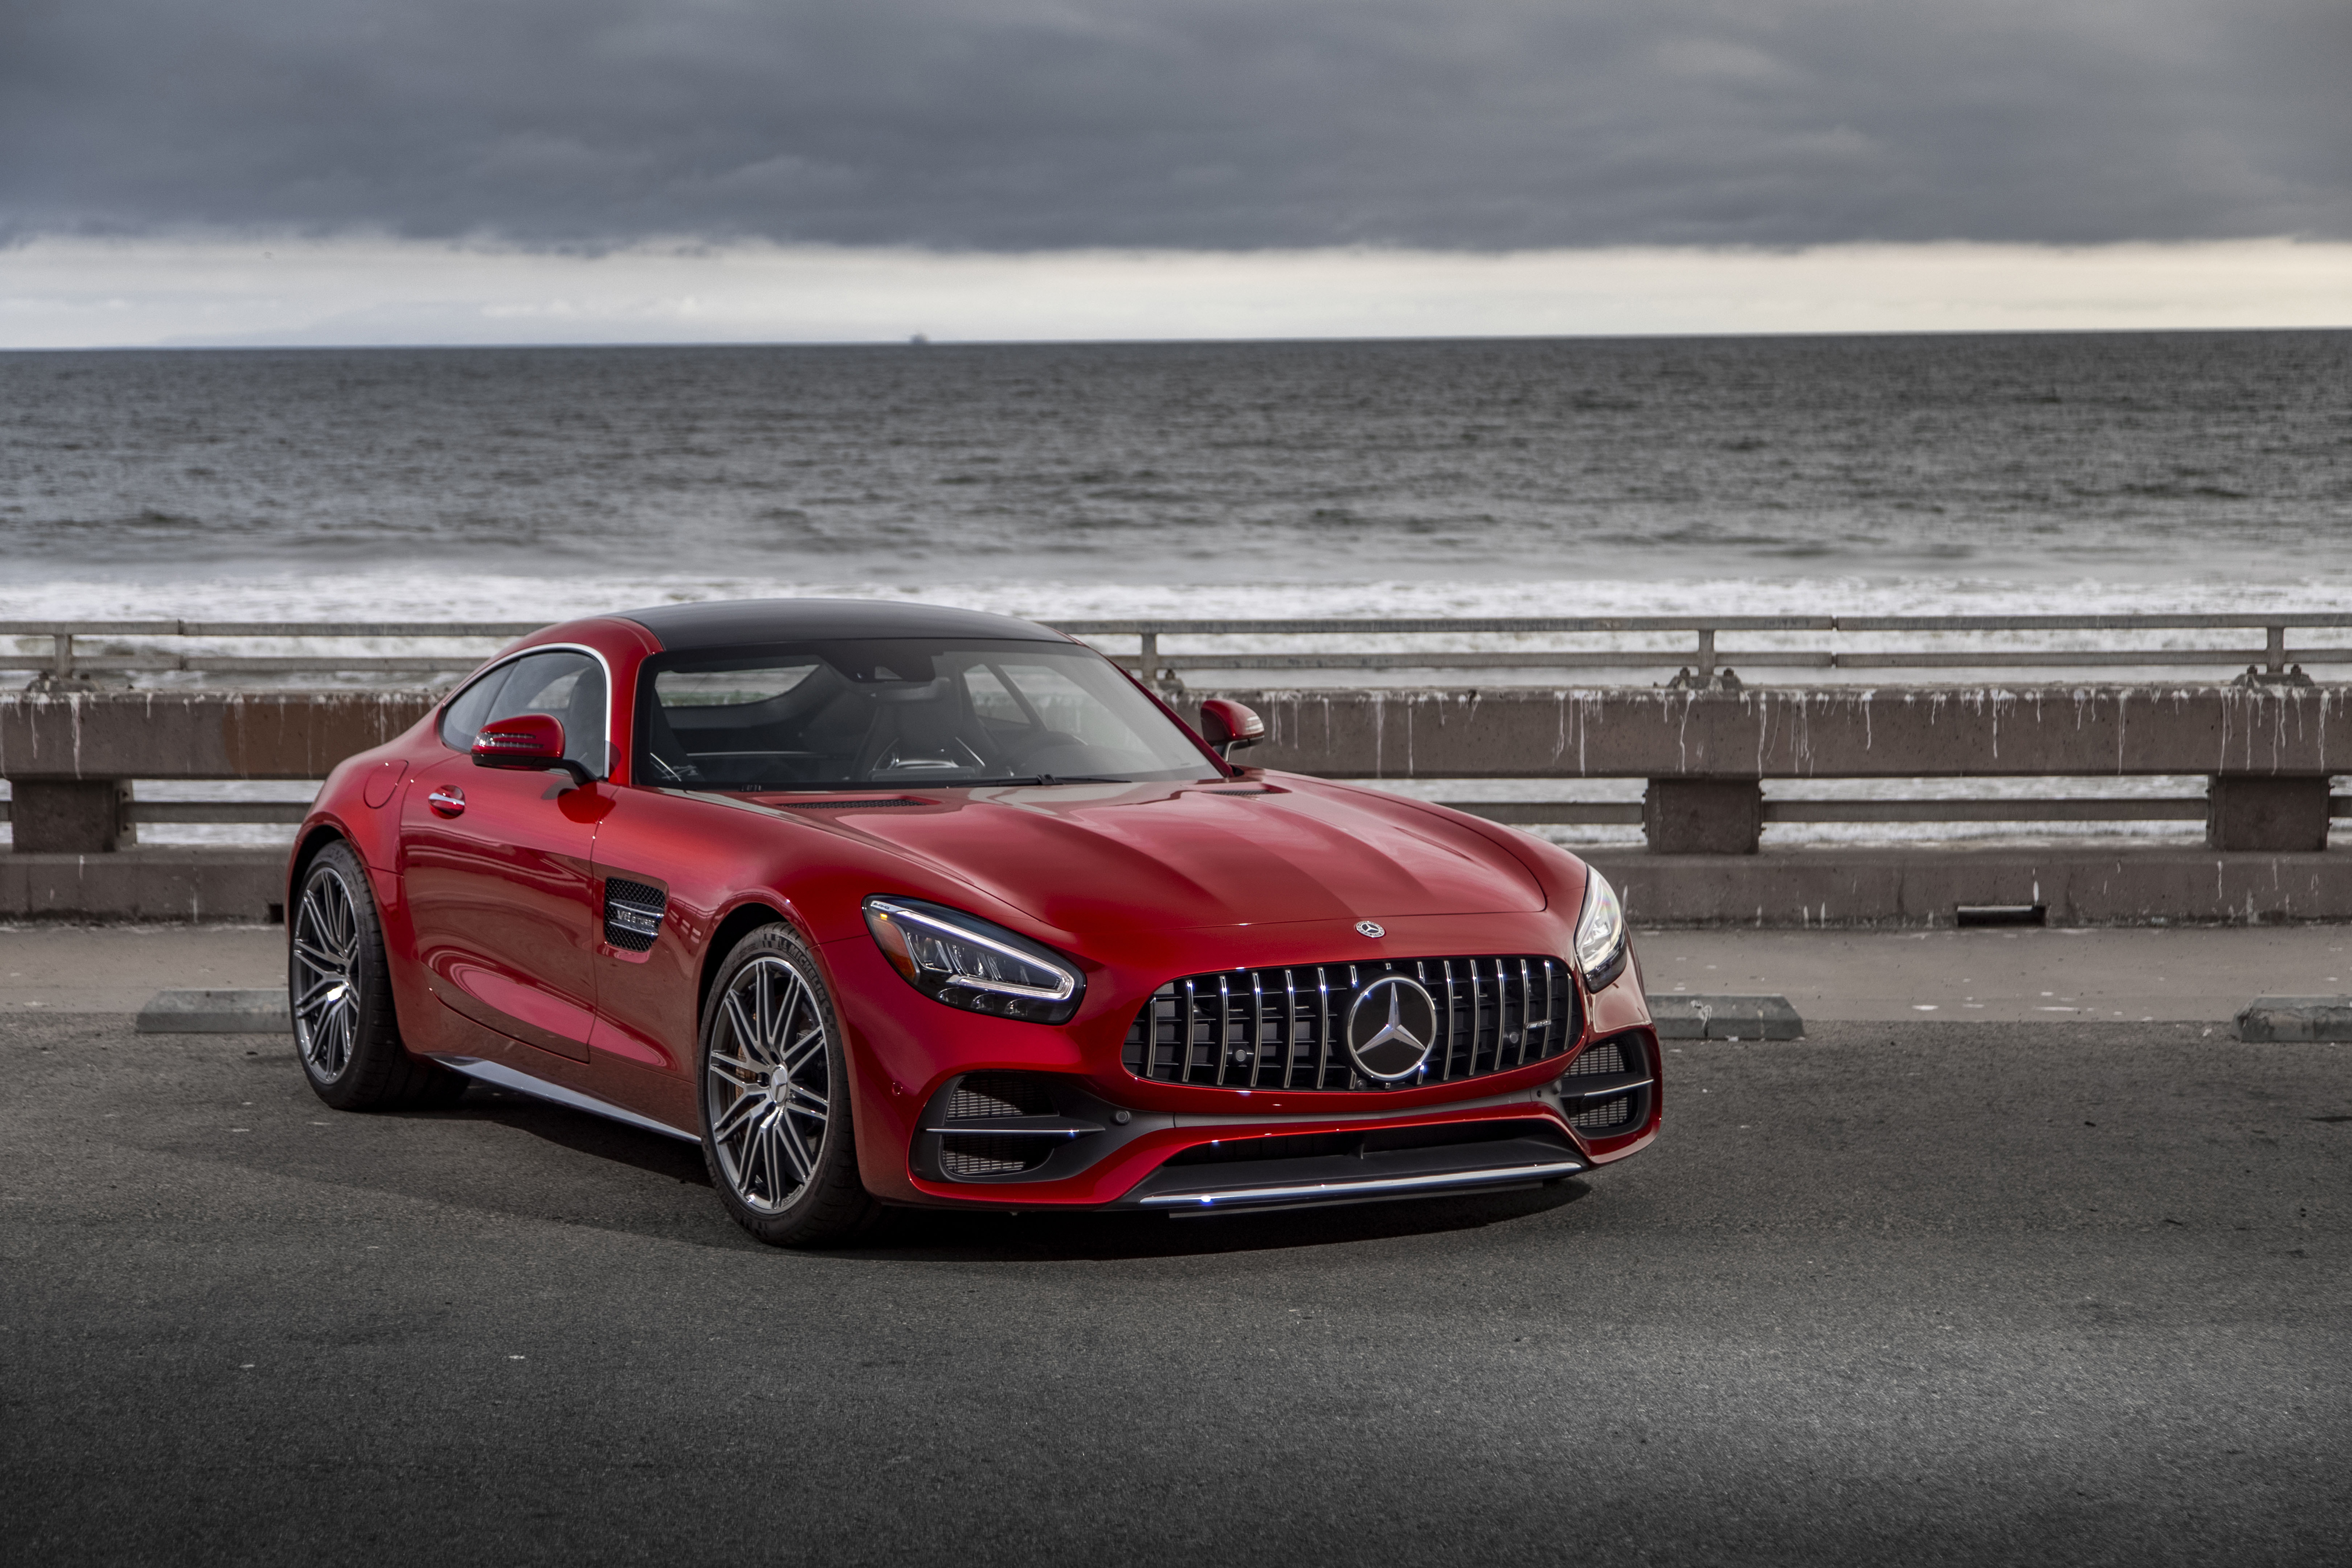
xmin=427 ymin=786 xmax=466 ymax=818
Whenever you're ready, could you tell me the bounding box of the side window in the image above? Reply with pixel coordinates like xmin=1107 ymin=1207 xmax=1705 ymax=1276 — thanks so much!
xmin=439 ymin=652 xmax=608 ymax=775
xmin=438 ymin=666 xmax=510 ymax=751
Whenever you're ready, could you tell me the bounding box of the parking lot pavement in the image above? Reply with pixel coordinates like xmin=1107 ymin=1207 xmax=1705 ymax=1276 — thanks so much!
xmin=0 ymin=923 xmax=284 ymax=1013
xmin=3 ymin=1013 xmax=2346 ymax=1567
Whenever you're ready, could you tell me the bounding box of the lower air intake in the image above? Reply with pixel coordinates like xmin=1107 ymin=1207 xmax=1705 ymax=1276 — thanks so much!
xmin=940 ymin=1135 xmax=1055 ymax=1178
xmin=1569 ymin=1096 xmax=1634 ymax=1131
xmin=1561 ymin=1030 xmax=1655 ymax=1138
xmin=948 ymin=1072 xmax=1053 ymax=1120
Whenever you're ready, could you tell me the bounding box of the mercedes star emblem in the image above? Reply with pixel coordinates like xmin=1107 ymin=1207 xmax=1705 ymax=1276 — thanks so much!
xmin=1344 ymin=974 xmax=1439 ymax=1080
xmin=1354 ymin=920 xmax=1384 ymax=938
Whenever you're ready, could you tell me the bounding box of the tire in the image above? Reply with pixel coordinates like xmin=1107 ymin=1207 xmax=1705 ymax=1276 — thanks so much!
xmin=290 ymin=841 xmax=466 ymax=1111
xmin=700 ymin=925 xmax=880 ymax=1247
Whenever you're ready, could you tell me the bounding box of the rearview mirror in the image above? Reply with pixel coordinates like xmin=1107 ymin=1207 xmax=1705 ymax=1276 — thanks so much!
xmin=1197 ymin=699 xmax=1265 ymax=761
xmin=472 ymin=713 xmax=591 ymax=785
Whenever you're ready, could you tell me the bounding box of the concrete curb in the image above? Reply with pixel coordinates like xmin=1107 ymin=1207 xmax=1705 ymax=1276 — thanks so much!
xmin=1648 ymin=994 xmax=1804 ymax=1040
xmin=2235 ymin=996 xmax=2352 ymax=1042
xmin=135 ymin=988 xmax=292 ymax=1034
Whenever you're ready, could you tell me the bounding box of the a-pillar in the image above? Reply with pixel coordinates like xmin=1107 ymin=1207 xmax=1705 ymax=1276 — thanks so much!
xmin=1643 ymin=778 xmax=1764 ymax=854
xmin=2207 ymin=775 xmax=2332 ymax=852
xmin=6 ymin=778 xmax=135 ymax=853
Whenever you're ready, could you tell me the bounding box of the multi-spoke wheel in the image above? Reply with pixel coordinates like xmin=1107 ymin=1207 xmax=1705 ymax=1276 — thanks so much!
xmin=292 ymin=859 xmax=363 ymax=1081
xmin=700 ymin=925 xmax=879 ymax=1246
xmin=291 ymin=841 xmax=464 ymax=1111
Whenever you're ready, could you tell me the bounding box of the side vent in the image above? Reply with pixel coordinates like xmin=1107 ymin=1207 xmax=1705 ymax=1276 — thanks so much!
xmin=603 ymin=877 xmax=668 ymax=952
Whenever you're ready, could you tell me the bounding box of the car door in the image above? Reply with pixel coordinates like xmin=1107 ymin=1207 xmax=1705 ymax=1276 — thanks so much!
xmin=400 ymin=649 xmax=613 ymax=1062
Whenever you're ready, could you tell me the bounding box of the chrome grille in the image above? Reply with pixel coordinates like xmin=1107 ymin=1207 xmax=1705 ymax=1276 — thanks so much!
xmin=1121 ymin=956 xmax=1577 ymax=1091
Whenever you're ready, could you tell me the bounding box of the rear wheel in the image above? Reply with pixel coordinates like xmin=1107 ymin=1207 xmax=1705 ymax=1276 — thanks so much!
xmin=700 ymin=925 xmax=879 ymax=1247
xmin=292 ymin=841 xmax=465 ymax=1110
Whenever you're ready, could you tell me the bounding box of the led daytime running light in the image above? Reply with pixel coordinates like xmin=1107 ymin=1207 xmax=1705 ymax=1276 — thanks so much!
xmin=1574 ymin=868 xmax=1630 ymax=991
xmin=863 ymin=896 xmax=1084 ymax=1023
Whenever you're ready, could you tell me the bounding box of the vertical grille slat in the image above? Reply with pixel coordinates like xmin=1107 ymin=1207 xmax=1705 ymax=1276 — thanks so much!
xmin=1122 ymin=953 xmax=1579 ymax=1094
xmin=1315 ymin=967 xmax=1336 ymax=1090
xmin=1251 ymin=970 xmax=1269 ymax=1087
xmin=1215 ymin=974 xmax=1234 ymax=1087
xmin=1282 ymin=970 xmax=1301 ymax=1089
xmin=1184 ymin=976 xmax=1202 ymax=1082
xmin=1518 ymin=958 xmax=1537 ymax=1066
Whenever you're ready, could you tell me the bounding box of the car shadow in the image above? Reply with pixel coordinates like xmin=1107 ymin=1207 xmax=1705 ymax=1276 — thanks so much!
xmin=380 ymin=1085 xmax=1592 ymax=1261
xmin=391 ymin=1087 xmax=714 ymax=1186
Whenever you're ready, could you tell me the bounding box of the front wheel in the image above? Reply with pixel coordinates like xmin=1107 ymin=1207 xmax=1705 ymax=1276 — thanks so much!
xmin=700 ymin=925 xmax=880 ymax=1247
xmin=291 ymin=841 xmax=465 ymax=1110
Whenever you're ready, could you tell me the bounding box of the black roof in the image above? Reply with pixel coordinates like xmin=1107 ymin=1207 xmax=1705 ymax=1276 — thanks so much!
xmin=619 ymin=598 xmax=1070 ymax=650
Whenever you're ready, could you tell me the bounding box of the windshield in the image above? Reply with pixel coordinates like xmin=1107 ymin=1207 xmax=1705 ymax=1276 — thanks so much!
xmin=633 ymin=637 xmax=1220 ymax=791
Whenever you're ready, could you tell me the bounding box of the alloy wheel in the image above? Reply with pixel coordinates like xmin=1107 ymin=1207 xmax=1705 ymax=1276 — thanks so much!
xmin=292 ymin=864 xmax=362 ymax=1081
xmin=705 ymin=953 xmax=833 ymax=1214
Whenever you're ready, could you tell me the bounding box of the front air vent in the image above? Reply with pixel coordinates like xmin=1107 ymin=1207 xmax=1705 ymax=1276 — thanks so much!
xmin=940 ymin=1134 xmax=1057 ymax=1178
xmin=1566 ymin=1040 xmax=1627 ymax=1077
xmin=1560 ymin=1030 xmax=1655 ymax=1140
xmin=1569 ymin=1096 xmax=1635 ymax=1132
xmin=925 ymin=1071 xmax=1092 ymax=1182
xmin=948 ymin=1071 xmax=1055 ymax=1120
xmin=603 ymin=877 xmax=668 ymax=952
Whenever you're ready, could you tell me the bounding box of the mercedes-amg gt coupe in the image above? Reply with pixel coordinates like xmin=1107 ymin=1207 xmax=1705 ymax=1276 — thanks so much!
xmin=288 ymin=599 xmax=1659 ymax=1245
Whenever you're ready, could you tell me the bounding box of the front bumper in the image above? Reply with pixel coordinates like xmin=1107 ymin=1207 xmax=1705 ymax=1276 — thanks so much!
xmin=823 ymin=921 xmax=1660 ymax=1211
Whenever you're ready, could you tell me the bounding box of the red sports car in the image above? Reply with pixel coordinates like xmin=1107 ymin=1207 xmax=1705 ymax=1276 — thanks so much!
xmin=288 ymin=600 xmax=1659 ymax=1245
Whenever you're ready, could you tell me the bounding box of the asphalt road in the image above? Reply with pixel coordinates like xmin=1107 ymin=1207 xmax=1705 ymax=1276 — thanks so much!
xmin=2 ymin=1016 xmax=2346 ymax=1567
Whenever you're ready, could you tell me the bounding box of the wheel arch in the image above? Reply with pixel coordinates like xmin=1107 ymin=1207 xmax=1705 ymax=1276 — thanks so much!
xmin=696 ymin=898 xmax=805 ymax=1026
xmin=286 ymin=821 xmax=351 ymax=908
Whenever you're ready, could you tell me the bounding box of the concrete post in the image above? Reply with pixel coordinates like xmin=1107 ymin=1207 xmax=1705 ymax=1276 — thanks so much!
xmin=8 ymin=779 xmax=135 ymax=853
xmin=2206 ymin=775 xmax=2331 ymax=852
xmin=1643 ymin=778 xmax=1764 ymax=854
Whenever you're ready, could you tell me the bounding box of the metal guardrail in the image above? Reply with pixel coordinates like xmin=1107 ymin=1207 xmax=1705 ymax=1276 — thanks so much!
xmin=4 ymin=613 xmax=2347 ymax=683
xmin=0 ymin=622 xmax=543 ymax=679
xmin=1053 ymin=615 xmax=2352 ymax=679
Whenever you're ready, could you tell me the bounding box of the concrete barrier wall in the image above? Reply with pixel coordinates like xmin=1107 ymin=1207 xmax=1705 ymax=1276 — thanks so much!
xmin=0 ymin=691 xmax=434 ymax=781
xmin=1228 ymin=683 xmax=2352 ymax=779
xmin=6 ymin=683 xmax=2348 ymax=781
xmin=5 ymin=685 xmax=2348 ymax=925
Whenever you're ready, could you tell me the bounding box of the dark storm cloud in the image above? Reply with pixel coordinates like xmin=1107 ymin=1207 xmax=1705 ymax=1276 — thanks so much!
xmin=3 ymin=0 xmax=2346 ymax=249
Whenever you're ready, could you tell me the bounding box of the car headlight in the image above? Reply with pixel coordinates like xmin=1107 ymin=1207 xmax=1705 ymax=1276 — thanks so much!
xmin=862 ymin=896 xmax=1085 ymax=1024
xmin=1573 ymin=868 xmax=1630 ymax=992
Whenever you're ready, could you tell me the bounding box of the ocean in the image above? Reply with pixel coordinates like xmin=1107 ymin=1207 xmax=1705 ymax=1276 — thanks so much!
xmin=3 ymin=330 xmax=2348 ymax=618
xmin=3 ymin=331 xmax=2346 ymax=848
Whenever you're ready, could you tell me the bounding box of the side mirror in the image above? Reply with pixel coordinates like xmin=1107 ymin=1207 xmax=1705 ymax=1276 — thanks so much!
xmin=1197 ymin=699 xmax=1265 ymax=760
xmin=472 ymin=713 xmax=591 ymax=785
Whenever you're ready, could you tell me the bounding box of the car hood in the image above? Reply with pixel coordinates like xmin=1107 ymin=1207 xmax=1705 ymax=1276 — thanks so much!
xmin=778 ymin=776 xmax=1545 ymax=934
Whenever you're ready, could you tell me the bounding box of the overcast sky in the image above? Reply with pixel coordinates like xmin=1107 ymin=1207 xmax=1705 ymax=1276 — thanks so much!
xmin=3 ymin=1 xmax=2347 ymax=345
xmin=6 ymin=0 xmax=2347 ymax=251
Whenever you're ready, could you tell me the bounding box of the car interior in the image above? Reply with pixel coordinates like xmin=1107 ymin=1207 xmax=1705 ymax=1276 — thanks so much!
xmin=634 ymin=639 xmax=1210 ymax=790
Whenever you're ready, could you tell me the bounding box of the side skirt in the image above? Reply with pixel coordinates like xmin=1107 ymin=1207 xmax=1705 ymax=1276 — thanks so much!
xmin=441 ymin=1056 xmax=700 ymax=1144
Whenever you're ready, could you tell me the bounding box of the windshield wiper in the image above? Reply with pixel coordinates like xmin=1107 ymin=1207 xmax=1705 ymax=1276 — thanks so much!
xmin=968 ymin=774 xmax=1132 ymax=787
